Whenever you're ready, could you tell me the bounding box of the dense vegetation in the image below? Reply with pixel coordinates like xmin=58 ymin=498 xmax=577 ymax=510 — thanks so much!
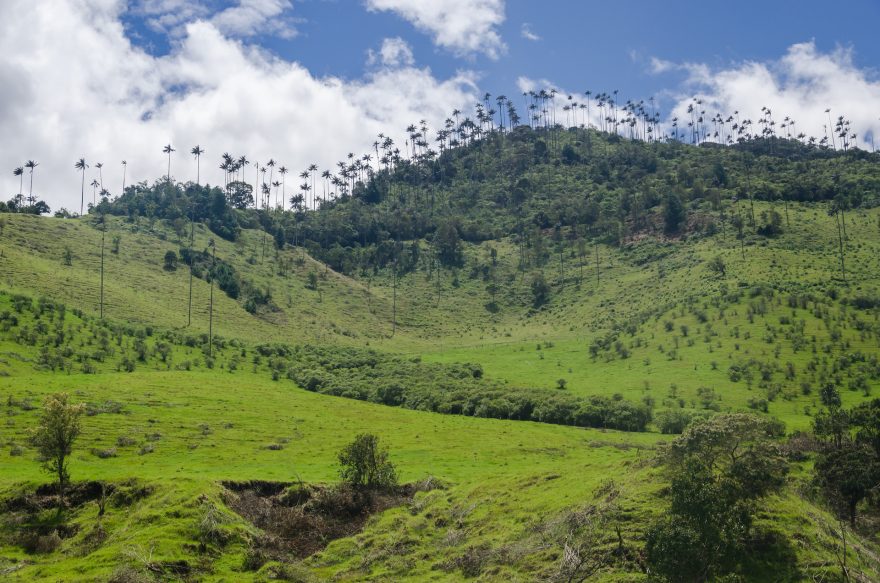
xmin=2 ymin=106 xmax=880 ymax=580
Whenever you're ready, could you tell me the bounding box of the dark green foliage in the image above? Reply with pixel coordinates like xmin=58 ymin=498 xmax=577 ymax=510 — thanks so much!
xmin=434 ymin=220 xmax=464 ymax=267
xmin=267 ymin=344 xmax=651 ymax=432
xmin=530 ymin=273 xmax=550 ymax=308
xmin=647 ymin=414 xmax=788 ymax=581
xmin=163 ymin=250 xmax=178 ymax=271
xmin=756 ymin=209 xmax=784 ymax=237
xmin=813 ymin=398 xmax=880 ymax=525
xmin=663 ymin=192 xmax=686 ymax=234
xmin=338 ymin=433 xmax=397 ymax=490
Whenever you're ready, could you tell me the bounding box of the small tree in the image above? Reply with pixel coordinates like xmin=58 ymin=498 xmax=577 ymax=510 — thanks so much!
xmin=707 ymin=255 xmax=726 ymax=277
xmin=338 ymin=433 xmax=397 ymax=490
xmin=28 ymin=393 xmax=85 ymax=504
xmin=531 ymin=273 xmax=550 ymax=308
xmin=163 ymin=250 xmax=178 ymax=271
xmin=62 ymin=246 xmax=73 ymax=266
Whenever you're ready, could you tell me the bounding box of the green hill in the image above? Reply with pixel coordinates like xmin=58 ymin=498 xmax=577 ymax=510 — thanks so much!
xmin=2 ymin=130 xmax=880 ymax=581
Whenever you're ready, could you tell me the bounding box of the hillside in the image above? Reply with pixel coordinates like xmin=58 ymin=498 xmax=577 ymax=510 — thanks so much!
xmin=2 ymin=131 xmax=880 ymax=581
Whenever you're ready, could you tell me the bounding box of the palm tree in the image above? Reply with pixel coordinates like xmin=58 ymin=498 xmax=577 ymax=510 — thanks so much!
xmin=163 ymin=144 xmax=175 ymax=181
xmin=24 ymin=160 xmax=38 ymax=206
xmin=90 ymin=179 xmax=99 ymax=206
xmin=95 ymin=162 xmax=104 ymax=191
xmin=279 ymin=166 xmax=288 ymax=208
xmin=121 ymin=160 xmax=127 ymax=195
xmin=266 ymin=159 xmax=276 ymax=206
xmin=75 ymin=159 xmax=88 ymax=215
xmin=191 ymin=146 xmax=205 ymax=185
xmin=13 ymin=167 xmax=23 ymax=210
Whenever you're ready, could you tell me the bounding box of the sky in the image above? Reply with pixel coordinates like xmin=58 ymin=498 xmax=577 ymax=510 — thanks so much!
xmin=3 ymin=0 xmax=880 ymax=212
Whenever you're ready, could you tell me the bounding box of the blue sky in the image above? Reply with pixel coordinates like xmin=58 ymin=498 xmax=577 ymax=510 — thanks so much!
xmin=125 ymin=0 xmax=880 ymax=112
xmin=3 ymin=0 xmax=880 ymax=210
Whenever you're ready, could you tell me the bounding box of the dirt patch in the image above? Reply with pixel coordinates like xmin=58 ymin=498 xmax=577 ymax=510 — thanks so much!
xmin=222 ymin=479 xmax=437 ymax=568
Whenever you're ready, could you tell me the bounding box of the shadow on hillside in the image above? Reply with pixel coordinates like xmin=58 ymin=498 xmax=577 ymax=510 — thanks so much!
xmin=222 ymin=477 xmax=443 ymax=571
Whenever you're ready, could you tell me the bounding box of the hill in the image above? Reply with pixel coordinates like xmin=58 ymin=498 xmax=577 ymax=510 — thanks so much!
xmin=2 ymin=129 xmax=880 ymax=581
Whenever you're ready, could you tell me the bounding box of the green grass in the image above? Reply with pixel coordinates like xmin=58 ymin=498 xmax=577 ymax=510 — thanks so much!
xmin=1 ymin=199 xmax=879 ymax=580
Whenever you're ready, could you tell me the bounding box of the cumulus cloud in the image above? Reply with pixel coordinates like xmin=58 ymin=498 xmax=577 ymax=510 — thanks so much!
xmin=0 ymin=0 xmax=478 ymax=211
xmin=367 ymin=37 xmax=415 ymax=68
xmin=365 ymin=0 xmax=506 ymax=59
xmin=658 ymin=42 xmax=880 ymax=147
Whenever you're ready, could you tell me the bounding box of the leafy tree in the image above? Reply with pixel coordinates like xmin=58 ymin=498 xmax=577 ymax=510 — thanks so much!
xmin=338 ymin=433 xmax=397 ymax=490
xmin=530 ymin=272 xmax=550 ymax=308
xmin=163 ymin=250 xmax=178 ymax=271
xmin=663 ymin=192 xmax=685 ymax=234
xmin=707 ymin=255 xmax=726 ymax=277
xmin=28 ymin=393 xmax=85 ymax=503
xmin=434 ymin=220 xmax=463 ymax=267
xmin=647 ymin=414 xmax=788 ymax=581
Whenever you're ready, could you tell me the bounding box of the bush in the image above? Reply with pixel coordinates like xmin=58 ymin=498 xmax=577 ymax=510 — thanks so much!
xmin=338 ymin=433 xmax=397 ymax=490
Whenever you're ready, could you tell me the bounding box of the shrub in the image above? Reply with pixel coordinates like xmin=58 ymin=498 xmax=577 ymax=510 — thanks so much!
xmin=338 ymin=433 xmax=397 ymax=490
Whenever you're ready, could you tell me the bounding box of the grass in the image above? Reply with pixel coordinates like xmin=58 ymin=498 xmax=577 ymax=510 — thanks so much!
xmin=0 ymin=199 xmax=879 ymax=580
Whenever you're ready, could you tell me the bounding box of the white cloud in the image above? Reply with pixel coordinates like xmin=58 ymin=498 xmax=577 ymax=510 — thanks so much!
xmin=0 ymin=0 xmax=479 ymax=211
xmin=659 ymin=42 xmax=880 ymax=147
xmin=136 ymin=0 xmax=297 ymax=39
xmin=365 ymin=0 xmax=506 ymax=59
xmin=211 ymin=0 xmax=297 ymax=39
xmin=367 ymin=37 xmax=415 ymax=68
xmin=520 ymin=23 xmax=540 ymax=42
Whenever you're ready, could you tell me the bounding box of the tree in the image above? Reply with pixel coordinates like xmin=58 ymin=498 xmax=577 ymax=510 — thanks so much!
xmin=28 ymin=393 xmax=85 ymax=504
xmin=647 ymin=414 xmax=788 ymax=581
xmin=338 ymin=433 xmax=397 ymax=490
xmin=707 ymin=255 xmax=726 ymax=277
xmin=13 ymin=166 xmax=24 ymax=209
xmin=663 ymin=191 xmax=685 ymax=234
xmin=24 ymin=160 xmax=38 ymax=206
xmin=163 ymin=144 xmax=175 ymax=181
xmin=164 ymin=250 xmax=178 ymax=271
xmin=531 ymin=272 xmax=550 ymax=308
xmin=191 ymin=145 xmax=205 ymax=185
xmin=434 ymin=220 xmax=463 ymax=267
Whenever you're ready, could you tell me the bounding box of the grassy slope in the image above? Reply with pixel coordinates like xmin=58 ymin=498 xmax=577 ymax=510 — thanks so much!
xmin=1 ymin=200 xmax=879 ymax=580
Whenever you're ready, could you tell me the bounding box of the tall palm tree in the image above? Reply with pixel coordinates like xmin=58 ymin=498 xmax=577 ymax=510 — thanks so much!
xmin=163 ymin=144 xmax=175 ymax=181
xmin=90 ymin=179 xmax=99 ymax=206
xmin=191 ymin=146 xmax=205 ymax=185
xmin=95 ymin=162 xmax=104 ymax=191
xmin=266 ymin=159 xmax=276 ymax=206
xmin=279 ymin=166 xmax=288 ymax=208
xmin=24 ymin=160 xmax=38 ymax=206
xmin=13 ymin=167 xmax=23 ymax=210
xmin=121 ymin=160 xmax=127 ymax=195
xmin=75 ymin=159 xmax=88 ymax=215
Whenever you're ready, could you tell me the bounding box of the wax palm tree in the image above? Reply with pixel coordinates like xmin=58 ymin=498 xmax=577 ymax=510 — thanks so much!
xmin=75 ymin=159 xmax=88 ymax=215
xmin=237 ymin=156 xmax=249 ymax=185
xmin=13 ymin=167 xmax=24 ymax=210
xmin=278 ymin=166 xmax=288 ymax=208
xmin=90 ymin=179 xmax=99 ymax=206
xmin=163 ymin=144 xmax=175 ymax=181
xmin=95 ymin=162 xmax=104 ymax=191
xmin=190 ymin=146 xmax=205 ymax=185
xmin=24 ymin=160 xmax=38 ymax=205
xmin=121 ymin=160 xmax=127 ymax=195
xmin=266 ymin=159 xmax=276 ymax=205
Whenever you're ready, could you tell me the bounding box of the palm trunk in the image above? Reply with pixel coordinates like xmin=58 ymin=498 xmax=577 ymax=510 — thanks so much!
xmin=208 ymin=245 xmax=215 ymax=357
xmin=80 ymin=171 xmax=85 ymax=216
xmin=100 ymin=217 xmax=105 ymax=319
